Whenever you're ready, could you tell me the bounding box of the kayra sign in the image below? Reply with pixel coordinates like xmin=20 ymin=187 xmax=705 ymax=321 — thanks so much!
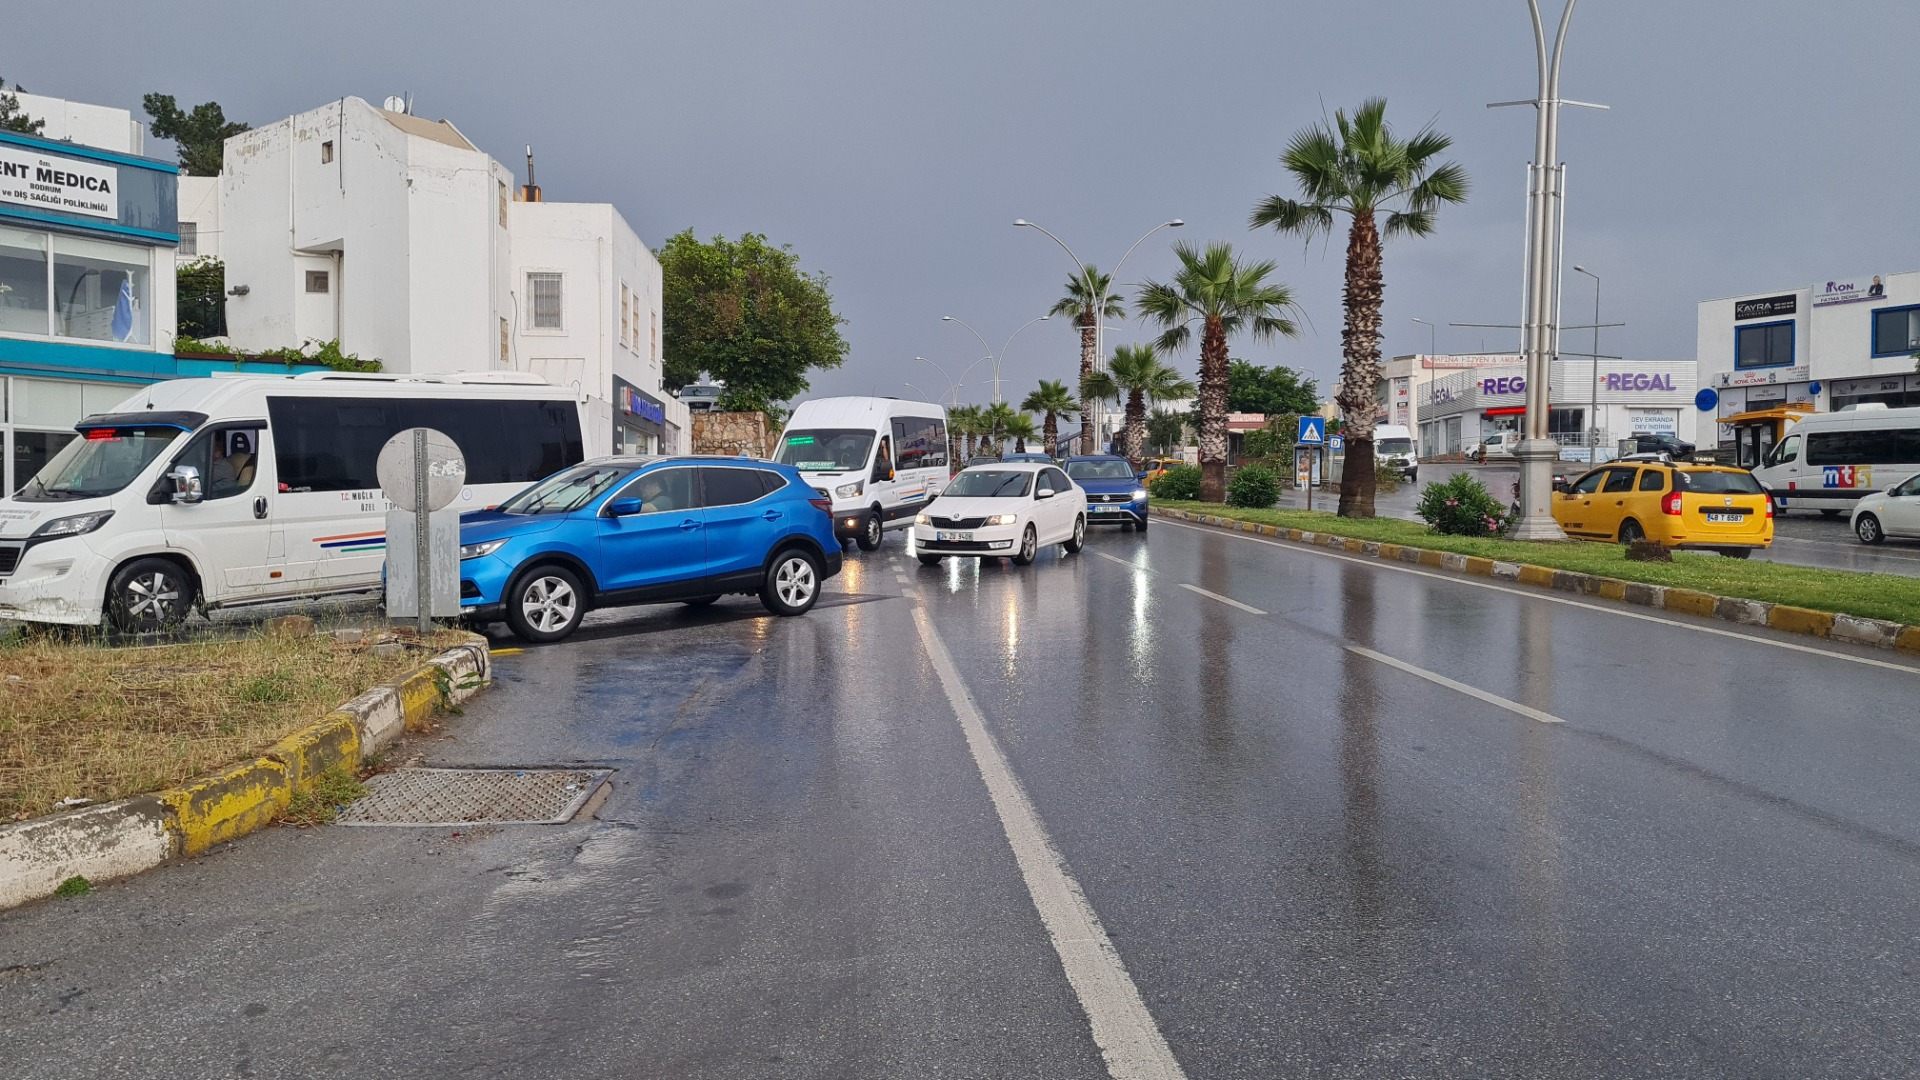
xmin=0 ymin=145 xmax=118 ymax=220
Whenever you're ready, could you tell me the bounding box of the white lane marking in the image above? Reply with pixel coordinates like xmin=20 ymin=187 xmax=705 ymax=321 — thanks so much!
xmin=1176 ymin=583 xmax=1267 ymax=616
xmin=906 ymin=597 xmax=1188 ymax=1080
xmin=1348 ymin=646 xmax=1565 ymax=724
xmin=1155 ymin=518 xmax=1920 ymax=676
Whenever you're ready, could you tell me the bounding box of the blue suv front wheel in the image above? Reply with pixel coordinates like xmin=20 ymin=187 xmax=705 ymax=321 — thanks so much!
xmin=506 ymin=565 xmax=588 ymax=643
xmin=761 ymin=548 xmax=823 ymax=616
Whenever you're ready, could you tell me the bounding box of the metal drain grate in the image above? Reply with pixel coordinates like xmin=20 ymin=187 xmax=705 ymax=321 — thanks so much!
xmin=338 ymin=768 xmax=612 ymax=827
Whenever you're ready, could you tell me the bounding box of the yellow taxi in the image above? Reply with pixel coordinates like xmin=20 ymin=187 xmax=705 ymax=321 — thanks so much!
xmin=1552 ymin=460 xmax=1773 ymax=557
xmin=1142 ymin=457 xmax=1185 ymax=484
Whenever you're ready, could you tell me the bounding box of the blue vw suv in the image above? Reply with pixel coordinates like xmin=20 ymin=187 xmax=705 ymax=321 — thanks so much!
xmin=1062 ymin=455 xmax=1149 ymax=530
xmin=456 ymin=456 xmax=842 ymax=642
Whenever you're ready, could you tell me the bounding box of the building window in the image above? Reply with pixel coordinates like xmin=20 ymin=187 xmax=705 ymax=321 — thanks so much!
xmin=305 ymin=270 xmax=330 ymax=294
xmin=52 ymin=234 xmax=150 ymax=346
xmin=527 ymin=272 xmax=563 ymax=329
xmin=1871 ymin=305 xmax=1920 ymax=359
xmin=0 ymin=225 xmax=50 ymax=338
xmin=1734 ymin=319 xmax=1793 ymax=370
xmin=620 ymin=283 xmax=631 ymax=348
xmin=177 ymin=222 xmax=198 ymax=258
xmin=321 ymin=140 xmax=334 ymax=164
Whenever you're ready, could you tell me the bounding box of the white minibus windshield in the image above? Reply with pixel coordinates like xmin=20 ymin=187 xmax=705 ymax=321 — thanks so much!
xmin=16 ymin=427 xmax=183 ymax=502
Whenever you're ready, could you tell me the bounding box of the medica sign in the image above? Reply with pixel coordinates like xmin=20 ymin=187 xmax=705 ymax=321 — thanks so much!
xmin=0 ymin=144 xmax=118 ymax=219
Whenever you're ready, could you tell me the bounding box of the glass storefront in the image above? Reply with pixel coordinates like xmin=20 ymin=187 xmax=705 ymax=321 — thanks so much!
xmin=0 ymin=226 xmax=152 ymax=346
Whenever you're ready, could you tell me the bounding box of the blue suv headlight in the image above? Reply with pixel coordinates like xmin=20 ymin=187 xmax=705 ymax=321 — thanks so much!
xmin=460 ymin=539 xmax=507 ymax=560
xmin=1130 ymin=488 xmax=1148 ymax=502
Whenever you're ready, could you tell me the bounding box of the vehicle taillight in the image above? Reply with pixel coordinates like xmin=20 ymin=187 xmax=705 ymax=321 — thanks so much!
xmin=1765 ymin=497 xmax=1775 ymax=519
xmin=1661 ymin=491 xmax=1683 ymax=516
xmin=808 ymin=497 xmax=832 ymax=516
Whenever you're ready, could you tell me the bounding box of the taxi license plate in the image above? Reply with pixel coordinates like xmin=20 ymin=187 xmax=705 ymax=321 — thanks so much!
xmin=936 ymin=530 xmax=974 ymax=542
xmin=1705 ymin=512 xmax=1741 ymax=523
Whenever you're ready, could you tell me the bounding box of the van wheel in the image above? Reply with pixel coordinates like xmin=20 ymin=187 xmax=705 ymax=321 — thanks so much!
xmin=1063 ymin=515 xmax=1085 ymax=553
xmin=505 ymin=566 xmax=586 ymax=643
xmin=1856 ymin=513 xmax=1885 ymax=545
xmin=761 ymin=549 xmax=822 ymax=616
xmin=1618 ymin=519 xmax=1646 ymax=545
xmin=917 ymin=554 xmax=943 ymax=566
xmin=106 ymin=558 xmax=195 ymax=634
xmin=855 ymin=510 xmax=884 ymax=551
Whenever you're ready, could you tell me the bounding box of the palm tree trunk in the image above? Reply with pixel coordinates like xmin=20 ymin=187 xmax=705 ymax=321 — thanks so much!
xmin=1197 ymin=315 xmax=1231 ymax=502
xmin=1125 ymin=390 xmax=1146 ymax=469
xmin=1078 ymin=316 xmax=1097 ymax=455
xmin=1336 ymin=214 xmax=1384 ymax=518
xmin=1043 ymin=413 xmax=1059 ymax=458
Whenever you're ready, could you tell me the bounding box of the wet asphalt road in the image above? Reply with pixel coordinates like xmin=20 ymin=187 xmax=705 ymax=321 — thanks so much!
xmin=6 ymin=520 xmax=1920 ymax=1078
xmin=1281 ymin=462 xmax=1920 ymax=578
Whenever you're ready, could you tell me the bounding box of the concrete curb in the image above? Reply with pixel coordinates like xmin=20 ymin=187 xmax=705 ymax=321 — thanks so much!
xmin=0 ymin=636 xmax=491 ymax=913
xmin=1154 ymin=507 xmax=1920 ymax=659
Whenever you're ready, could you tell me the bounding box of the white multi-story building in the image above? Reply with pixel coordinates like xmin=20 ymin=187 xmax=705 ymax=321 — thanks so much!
xmin=1698 ymin=271 xmax=1920 ymax=465
xmin=1377 ymin=353 xmax=1519 ymax=455
xmin=192 ymin=96 xmax=685 ymax=454
xmin=1419 ymin=359 xmax=1699 ymax=457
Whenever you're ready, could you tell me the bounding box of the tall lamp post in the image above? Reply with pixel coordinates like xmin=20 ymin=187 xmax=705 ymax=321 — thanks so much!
xmin=1489 ymin=0 xmax=1606 ymax=540
xmin=1412 ymin=317 xmax=1438 ymax=357
xmin=1573 ymin=265 xmax=1601 ymax=455
xmin=913 ymin=355 xmax=981 ymax=406
xmin=1013 ymin=217 xmax=1182 ymax=451
xmin=939 ymin=313 xmax=1052 ymax=404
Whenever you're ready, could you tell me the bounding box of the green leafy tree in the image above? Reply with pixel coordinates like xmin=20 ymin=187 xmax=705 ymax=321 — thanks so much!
xmin=142 ymin=93 xmax=249 ymax=176
xmin=1082 ymin=344 xmax=1195 ymax=467
xmin=1050 ymin=267 xmax=1126 ymax=455
xmin=947 ymin=403 xmax=983 ymax=461
xmin=1020 ymin=380 xmax=1079 ymax=458
xmin=1145 ymin=409 xmax=1187 ymax=455
xmin=1137 ymin=241 xmax=1301 ymax=503
xmin=1004 ymin=413 xmax=1039 ymax=454
xmin=0 ymin=77 xmax=44 ymax=135
xmin=1226 ymin=359 xmax=1319 ymax=416
xmin=1251 ymin=97 xmax=1468 ymax=518
xmin=659 ymin=230 xmax=849 ymax=415
xmin=175 ymin=257 xmax=226 ymax=339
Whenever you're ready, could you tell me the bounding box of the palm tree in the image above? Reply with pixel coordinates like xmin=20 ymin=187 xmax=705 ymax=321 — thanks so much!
xmin=1136 ymin=241 xmax=1301 ymax=502
xmin=1021 ymin=380 xmax=1079 ymax=458
xmin=948 ymin=404 xmax=982 ymax=461
xmin=1050 ymin=267 xmax=1127 ymax=457
xmin=1081 ymin=344 xmax=1196 ymax=466
xmin=980 ymin=401 xmax=1018 ymax=456
xmin=1250 ymin=97 xmax=1468 ymax=518
xmin=1004 ymin=413 xmax=1040 ymax=454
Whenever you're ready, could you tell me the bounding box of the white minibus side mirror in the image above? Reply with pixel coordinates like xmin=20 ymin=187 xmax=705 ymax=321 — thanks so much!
xmin=169 ymin=465 xmax=204 ymax=504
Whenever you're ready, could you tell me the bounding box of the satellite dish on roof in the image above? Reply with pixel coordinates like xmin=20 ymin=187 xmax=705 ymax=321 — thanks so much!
xmin=383 ymin=95 xmax=407 ymax=113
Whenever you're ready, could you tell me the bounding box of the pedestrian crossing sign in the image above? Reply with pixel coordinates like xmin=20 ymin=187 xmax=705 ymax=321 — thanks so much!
xmin=1297 ymin=416 xmax=1326 ymax=445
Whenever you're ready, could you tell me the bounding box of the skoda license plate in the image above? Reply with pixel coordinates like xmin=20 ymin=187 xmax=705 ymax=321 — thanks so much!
xmin=1705 ymin=512 xmax=1740 ymax=524
xmin=937 ymin=531 xmax=974 ymax=542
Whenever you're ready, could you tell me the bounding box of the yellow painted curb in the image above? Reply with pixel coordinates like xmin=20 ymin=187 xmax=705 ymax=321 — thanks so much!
xmin=159 ymin=757 xmax=292 ymax=857
xmin=1663 ymin=589 xmax=1718 ymax=618
xmin=1416 ymin=549 xmax=1446 ymax=568
xmin=1768 ymin=605 xmax=1835 ymax=638
xmin=1377 ymin=543 xmax=1403 ymax=561
xmin=1597 ymin=579 xmax=1628 ymax=601
xmin=1342 ymin=538 xmax=1366 ymax=553
xmin=1517 ymin=565 xmax=1556 ymax=588
xmin=1897 ymin=626 xmax=1920 ymax=655
xmin=393 ymin=665 xmax=449 ymax=733
xmin=1463 ymin=556 xmax=1495 ymax=577
xmin=267 ymin=713 xmax=363 ymax=789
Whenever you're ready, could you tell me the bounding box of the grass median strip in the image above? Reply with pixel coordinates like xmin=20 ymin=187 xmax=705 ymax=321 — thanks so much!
xmin=1158 ymin=500 xmax=1920 ymax=628
xmin=1 ymin=629 xmax=464 ymax=822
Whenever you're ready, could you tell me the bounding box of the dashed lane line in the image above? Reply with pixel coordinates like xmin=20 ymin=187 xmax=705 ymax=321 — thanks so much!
xmin=1176 ymin=583 xmax=1267 ymax=616
xmin=1347 ymin=646 xmax=1565 ymax=724
xmin=903 ymin=589 xmax=1189 ymax=1080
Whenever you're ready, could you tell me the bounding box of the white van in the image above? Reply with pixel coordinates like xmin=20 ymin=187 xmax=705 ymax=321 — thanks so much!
xmin=1753 ymin=404 xmax=1920 ymax=516
xmin=0 ymin=371 xmax=593 ymax=631
xmin=1374 ymin=424 xmax=1417 ymax=481
xmin=775 ymin=396 xmax=949 ymax=549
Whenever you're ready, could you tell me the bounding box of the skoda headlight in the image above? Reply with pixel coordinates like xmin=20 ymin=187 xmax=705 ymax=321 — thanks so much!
xmin=987 ymin=514 xmax=1019 ymax=526
xmin=1131 ymin=488 xmax=1148 ymax=501
xmin=32 ymin=510 xmax=114 ymax=538
xmin=914 ymin=513 xmax=929 ymax=525
xmin=835 ymin=480 xmax=864 ymax=499
xmin=459 ymin=539 xmax=507 ymax=560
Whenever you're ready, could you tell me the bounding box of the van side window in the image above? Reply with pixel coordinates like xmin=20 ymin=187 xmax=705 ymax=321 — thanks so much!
xmin=1807 ymin=429 xmax=1920 ymax=467
xmin=267 ymin=397 xmax=584 ymax=492
xmin=870 ymin=436 xmax=893 ymax=482
xmin=891 ymin=416 xmax=948 ymax=470
xmin=171 ymin=425 xmax=263 ymax=501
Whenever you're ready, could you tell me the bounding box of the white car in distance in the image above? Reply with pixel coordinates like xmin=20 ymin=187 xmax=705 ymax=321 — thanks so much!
xmin=913 ymin=463 xmax=1087 ymax=566
xmin=1851 ymin=471 xmax=1920 ymax=545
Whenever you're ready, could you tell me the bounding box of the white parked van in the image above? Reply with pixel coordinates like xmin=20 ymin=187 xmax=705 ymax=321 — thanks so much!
xmin=775 ymin=397 xmax=949 ymax=549
xmin=1374 ymin=424 xmax=1417 ymax=481
xmin=1753 ymin=404 xmax=1920 ymax=516
xmin=0 ymin=371 xmax=593 ymax=631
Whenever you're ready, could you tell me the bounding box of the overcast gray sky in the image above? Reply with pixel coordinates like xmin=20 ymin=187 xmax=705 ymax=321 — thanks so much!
xmin=11 ymin=0 xmax=1917 ymax=405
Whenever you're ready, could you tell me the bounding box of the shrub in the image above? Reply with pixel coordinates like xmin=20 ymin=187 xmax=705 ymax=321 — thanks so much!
xmin=1226 ymin=464 xmax=1281 ymax=508
xmin=1150 ymin=464 xmax=1202 ymax=501
xmin=1416 ymin=472 xmax=1511 ymax=537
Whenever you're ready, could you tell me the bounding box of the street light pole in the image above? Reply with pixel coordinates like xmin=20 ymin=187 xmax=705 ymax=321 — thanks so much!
xmin=913 ymin=355 xmax=980 ymax=407
xmin=940 ymin=313 xmax=1051 ymax=404
xmin=1015 ymin=217 xmax=1182 ymax=453
xmin=1412 ymin=317 xmax=1437 ymax=358
xmin=1574 ymin=264 xmax=1600 ymax=457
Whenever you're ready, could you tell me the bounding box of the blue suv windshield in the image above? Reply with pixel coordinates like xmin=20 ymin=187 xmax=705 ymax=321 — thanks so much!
xmin=1065 ymin=460 xmax=1133 ymax=480
xmin=497 ymin=465 xmax=630 ymax=515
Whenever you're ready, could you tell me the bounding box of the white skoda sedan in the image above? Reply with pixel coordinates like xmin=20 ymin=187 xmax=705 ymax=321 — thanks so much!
xmin=913 ymin=463 xmax=1087 ymax=565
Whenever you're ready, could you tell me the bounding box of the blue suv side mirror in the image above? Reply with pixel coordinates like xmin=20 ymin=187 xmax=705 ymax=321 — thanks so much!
xmin=607 ymin=497 xmax=643 ymax=517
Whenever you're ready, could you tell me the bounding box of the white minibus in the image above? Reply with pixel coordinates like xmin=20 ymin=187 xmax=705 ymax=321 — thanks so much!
xmin=774 ymin=396 xmax=949 ymax=549
xmin=1752 ymin=404 xmax=1920 ymax=516
xmin=0 ymin=371 xmax=593 ymax=631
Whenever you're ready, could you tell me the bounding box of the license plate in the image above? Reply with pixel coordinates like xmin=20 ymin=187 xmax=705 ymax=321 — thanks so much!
xmin=936 ymin=531 xmax=974 ymax=542
xmin=1093 ymin=506 xmax=1122 ymax=513
xmin=1705 ymin=512 xmax=1741 ymax=523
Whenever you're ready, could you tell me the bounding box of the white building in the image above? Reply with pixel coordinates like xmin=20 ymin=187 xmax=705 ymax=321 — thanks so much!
xmin=194 ymin=96 xmax=684 ymax=454
xmin=1698 ymin=270 xmax=1920 ymax=463
xmin=1378 ymin=353 xmax=1519 ymax=455
xmin=1419 ymin=359 xmax=1699 ymax=456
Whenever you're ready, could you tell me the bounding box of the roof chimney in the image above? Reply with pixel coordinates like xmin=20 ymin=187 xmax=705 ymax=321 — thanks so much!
xmin=521 ymin=144 xmax=541 ymax=203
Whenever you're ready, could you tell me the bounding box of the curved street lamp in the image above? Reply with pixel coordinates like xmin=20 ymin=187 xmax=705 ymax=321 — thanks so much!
xmin=940 ymin=313 xmax=1051 ymax=404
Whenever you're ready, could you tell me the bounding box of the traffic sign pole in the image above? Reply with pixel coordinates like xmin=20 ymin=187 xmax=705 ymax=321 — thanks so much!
xmin=413 ymin=428 xmax=431 ymax=634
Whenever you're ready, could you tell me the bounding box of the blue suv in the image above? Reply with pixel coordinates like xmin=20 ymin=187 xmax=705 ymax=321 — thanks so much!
xmin=1063 ymin=455 xmax=1149 ymax=530
xmin=456 ymin=456 xmax=842 ymax=642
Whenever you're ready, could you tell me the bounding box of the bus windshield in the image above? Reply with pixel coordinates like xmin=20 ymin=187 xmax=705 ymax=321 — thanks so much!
xmin=16 ymin=427 xmax=183 ymax=502
xmin=1377 ymin=438 xmax=1414 ymax=455
xmin=777 ymin=430 xmax=874 ymax=472
xmin=496 ymin=465 xmax=630 ymax=515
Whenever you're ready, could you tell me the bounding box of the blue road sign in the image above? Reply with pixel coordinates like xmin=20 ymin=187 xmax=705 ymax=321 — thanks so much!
xmin=1329 ymin=434 xmax=1345 ymax=452
xmin=1297 ymin=416 xmax=1326 ymax=445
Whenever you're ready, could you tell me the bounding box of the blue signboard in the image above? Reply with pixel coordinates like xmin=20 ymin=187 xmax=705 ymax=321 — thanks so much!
xmin=1297 ymin=416 xmax=1326 ymax=445
xmin=1328 ymin=434 xmax=1345 ymax=452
